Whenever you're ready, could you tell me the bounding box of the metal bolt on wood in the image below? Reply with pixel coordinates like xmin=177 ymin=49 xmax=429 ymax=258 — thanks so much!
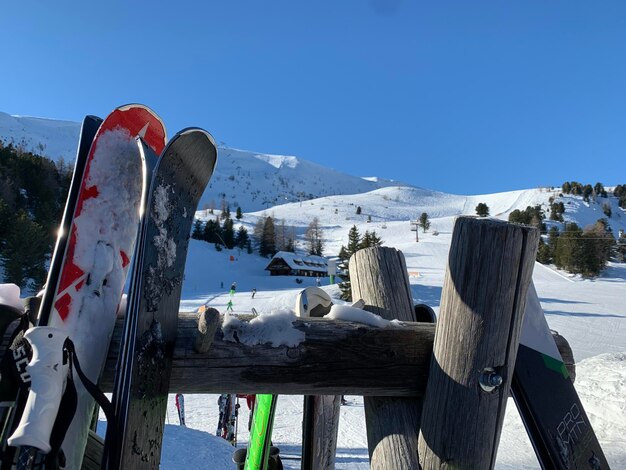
xmin=479 ymin=368 xmax=503 ymax=392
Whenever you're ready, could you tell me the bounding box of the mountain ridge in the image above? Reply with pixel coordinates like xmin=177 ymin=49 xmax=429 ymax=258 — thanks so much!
xmin=0 ymin=112 xmax=408 ymax=212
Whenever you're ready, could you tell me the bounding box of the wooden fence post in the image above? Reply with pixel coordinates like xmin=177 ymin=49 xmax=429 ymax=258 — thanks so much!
xmin=350 ymin=246 xmax=422 ymax=469
xmin=417 ymin=216 xmax=539 ymax=469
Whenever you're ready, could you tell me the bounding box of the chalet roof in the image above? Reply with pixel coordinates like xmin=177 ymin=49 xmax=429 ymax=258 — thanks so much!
xmin=265 ymin=251 xmax=329 ymax=273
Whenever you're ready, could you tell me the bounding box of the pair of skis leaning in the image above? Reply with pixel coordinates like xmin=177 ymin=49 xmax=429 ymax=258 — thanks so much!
xmin=5 ymin=105 xmax=217 ymax=469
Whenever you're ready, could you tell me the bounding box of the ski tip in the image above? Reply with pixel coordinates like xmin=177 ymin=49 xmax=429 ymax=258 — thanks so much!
xmin=175 ymin=127 xmax=218 ymax=148
xmin=113 ymin=103 xmax=167 ymax=144
xmin=84 ymin=115 xmax=103 ymax=124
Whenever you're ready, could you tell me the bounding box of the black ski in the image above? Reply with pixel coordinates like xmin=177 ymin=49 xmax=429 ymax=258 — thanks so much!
xmin=512 ymin=283 xmax=609 ymax=469
xmin=104 ymin=128 xmax=217 ymax=469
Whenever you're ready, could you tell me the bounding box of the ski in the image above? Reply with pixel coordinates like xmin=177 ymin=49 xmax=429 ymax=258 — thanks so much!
xmin=104 ymin=128 xmax=217 ymax=469
xmin=7 ymin=105 xmax=166 ymax=469
xmin=244 ymin=394 xmax=279 ymax=470
xmin=218 ymin=394 xmax=239 ymax=445
xmin=512 ymin=282 xmax=609 ymax=469
xmin=175 ymin=394 xmax=185 ymax=427
xmin=0 ymin=114 xmax=103 ymax=470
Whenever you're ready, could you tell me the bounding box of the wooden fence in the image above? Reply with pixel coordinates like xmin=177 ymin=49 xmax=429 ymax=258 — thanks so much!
xmin=6 ymin=216 xmax=580 ymax=469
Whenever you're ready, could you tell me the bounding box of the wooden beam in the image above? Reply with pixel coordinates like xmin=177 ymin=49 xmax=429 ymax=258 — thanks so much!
xmin=1 ymin=315 xmax=573 ymax=398
xmin=417 ymin=216 xmax=540 ymax=469
xmin=100 ymin=313 xmax=436 ymax=396
xmin=350 ymin=246 xmax=423 ymax=469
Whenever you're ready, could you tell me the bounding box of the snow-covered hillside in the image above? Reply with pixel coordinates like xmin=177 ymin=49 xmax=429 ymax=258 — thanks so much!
xmin=0 ymin=113 xmax=404 ymax=212
xmin=196 ymin=185 xmax=626 ymax=258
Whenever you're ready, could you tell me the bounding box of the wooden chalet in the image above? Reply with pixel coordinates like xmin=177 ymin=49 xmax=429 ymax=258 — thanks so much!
xmin=265 ymin=251 xmax=328 ymax=277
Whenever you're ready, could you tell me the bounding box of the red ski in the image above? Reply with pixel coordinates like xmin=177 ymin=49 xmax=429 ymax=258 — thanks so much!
xmin=9 ymin=104 xmax=166 ymax=469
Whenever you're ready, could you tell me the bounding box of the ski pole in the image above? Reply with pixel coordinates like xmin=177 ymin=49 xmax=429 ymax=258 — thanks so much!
xmin=8 ymin=328 xmax=69 ymax=464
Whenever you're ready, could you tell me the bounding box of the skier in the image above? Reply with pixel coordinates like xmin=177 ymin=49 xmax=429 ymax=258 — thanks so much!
xmin=227 ymin=299 xmax=234 ymax=312
xmin=251 ymin=288 xmax=257 ymax=299
xmin=229 ymin=282 xmax=237 ymax=297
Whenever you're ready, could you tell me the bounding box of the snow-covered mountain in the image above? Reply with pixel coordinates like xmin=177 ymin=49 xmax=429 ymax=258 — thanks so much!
xmin=0 ymin=113 xmax=405 ymax=212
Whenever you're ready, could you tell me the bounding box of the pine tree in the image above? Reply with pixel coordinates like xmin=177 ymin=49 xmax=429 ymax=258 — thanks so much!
xmin=236 ymin=206 xmax=243 ymax=220
xmin=259 ymin=216 xmax=276 ymax=257
xmin=562 ymin=182 xmax=571 ymax=194
xmin=554 ymin=224 xmax=583 ymax=273
xmin=0 ymin=146 xmax=73 ymax=289
xmin=548 ymin=226 xmax=560 ymax=260
xmin=360 ymin=231 xmax=372 ymax=249
xmin=235 ymin=226 xmax=249 ymax=249
xmin=222 ymin=217 xmax=235 ymax=249
xmin=0 ymin=211 xmax=49 ymax=290
xmin=593 ymin=182 xmax=606 ymax=198
xmin=346 ymin=225 xmax=361 ymax=254
xmin=191 ymin=219 xmax=205 ymax=240
xmin=203 ymin=218 xmax=222 ymax=244
xmin=337 ymin=225 xmax=384 ymax=301
xmin=475 ymin=203 xmax=489 ymax=217
xmin=536 ymin=237 xmax=552 ymax=264
xmin=369 ymin=231 xmax=383 ymax=247
xmin=419 ymin=212 xmax=431 ymax=233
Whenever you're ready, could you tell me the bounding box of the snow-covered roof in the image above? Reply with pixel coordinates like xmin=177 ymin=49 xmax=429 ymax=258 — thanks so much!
xmin=265 ymin=251 xmax=329 ymax=273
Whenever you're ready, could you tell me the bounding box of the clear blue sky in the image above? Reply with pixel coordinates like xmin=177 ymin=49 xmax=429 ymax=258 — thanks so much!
xmin=2 ymin=1 xmax=625 ymax=194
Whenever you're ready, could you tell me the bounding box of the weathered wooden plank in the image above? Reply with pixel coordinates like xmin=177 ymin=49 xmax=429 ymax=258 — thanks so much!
xmin=0 ymin=316 xmax=573 ymax=398
xmin=350 ymin=246 xmax=422 ymax=470
xmin=302 ymin=394 xmax=342 ymax=470
xmin=101 ymin=314 xmax=435 ymax=396
xmin=417 ymin=216 xmax=540 ymax=469
xmin=81 ymin=431 xmax=104 ymax=470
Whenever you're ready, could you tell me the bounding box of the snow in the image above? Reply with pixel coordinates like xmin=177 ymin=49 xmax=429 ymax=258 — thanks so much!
xmin=222 ymin=309 xmax=305 ymax=347
xmin=2 ymin=113 xmax=625 ymax=468
xmin=152 ymin=184 xmax=177 ymax=269
xmin=0 ymin=283 xmax=22 ymax=310
xmin=324 ymin=304 xmax=400 ymax=328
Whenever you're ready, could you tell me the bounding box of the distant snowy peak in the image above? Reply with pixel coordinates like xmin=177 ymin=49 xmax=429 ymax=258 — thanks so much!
xmin=250 ymin=152 xmax=299 ymax=170
xmin=203 ymin=146 xmax=410 ymax=211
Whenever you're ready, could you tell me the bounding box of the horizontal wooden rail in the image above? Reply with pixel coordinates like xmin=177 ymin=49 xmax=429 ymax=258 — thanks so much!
xmin=102 ymin=313 xmax=435 ymax=396
xmin=0 ymin=312 xmax=573 ymax=396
